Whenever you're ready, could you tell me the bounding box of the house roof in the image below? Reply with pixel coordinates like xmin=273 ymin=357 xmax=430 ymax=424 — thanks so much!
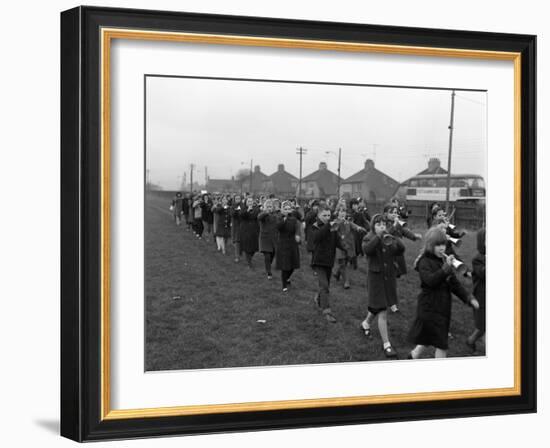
xmin=342 ymin=159 xmax=399 ymax=199
xmin=302 ymin=162 xmax=342 ymax=196
xmin=266 ymin=164 xmax=298 ymax=193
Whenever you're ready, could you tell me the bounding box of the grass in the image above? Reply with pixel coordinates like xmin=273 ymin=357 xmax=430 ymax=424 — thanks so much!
xmin=145 ymin=195 xmax=485 ymax=371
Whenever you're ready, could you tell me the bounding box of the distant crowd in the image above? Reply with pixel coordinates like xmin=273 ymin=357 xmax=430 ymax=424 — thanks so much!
xmin=168 ymin=192 xmax=486 ymax=360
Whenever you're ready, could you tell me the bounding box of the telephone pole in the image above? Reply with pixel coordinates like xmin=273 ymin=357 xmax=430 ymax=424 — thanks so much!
xmin=337 ymin=147 xmax=342 ymax=199
xmin=296 ymin=146 xmax=307 ymax=199
xmin=190 ymin=163 xmax=194 ymax=193
xmin=249 ymin=159 xmax=253 ymax=193
xmin=445 ymin=90 xmax=456 ymax=213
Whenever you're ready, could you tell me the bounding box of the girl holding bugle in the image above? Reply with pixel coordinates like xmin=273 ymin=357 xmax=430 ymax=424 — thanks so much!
xmin=407 ymin=227 xmax=479 ymax=359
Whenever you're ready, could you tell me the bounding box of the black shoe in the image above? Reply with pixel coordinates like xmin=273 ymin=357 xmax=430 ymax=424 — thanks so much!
xmin=383 ymin=346 xmax=398 ymax=358
xmin=407 ymin=352 xmax=413 ymax=360
xmin=466 ymin=339 xmax=477 ymax=353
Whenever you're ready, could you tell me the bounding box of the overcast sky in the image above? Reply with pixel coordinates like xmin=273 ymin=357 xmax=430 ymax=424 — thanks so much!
xmin=146 ymin=76 xmax=487 ymax=190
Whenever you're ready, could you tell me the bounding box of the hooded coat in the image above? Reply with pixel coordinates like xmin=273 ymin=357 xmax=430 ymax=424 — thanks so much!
xmin=408 ymin=251 xmax=471 ymax=349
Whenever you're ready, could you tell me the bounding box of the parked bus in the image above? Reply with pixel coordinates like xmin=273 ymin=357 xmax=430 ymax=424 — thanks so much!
xmin=393 ymin=174 xmax=485 ymax=203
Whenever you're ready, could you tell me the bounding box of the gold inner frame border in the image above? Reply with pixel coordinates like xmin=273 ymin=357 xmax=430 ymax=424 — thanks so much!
xmin=100 ymin=27 xmax=522 ymax=421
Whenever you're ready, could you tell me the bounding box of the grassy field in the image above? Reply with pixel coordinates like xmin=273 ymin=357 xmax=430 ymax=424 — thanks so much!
xmin=145 ymin=195 xmax=485 ymax=371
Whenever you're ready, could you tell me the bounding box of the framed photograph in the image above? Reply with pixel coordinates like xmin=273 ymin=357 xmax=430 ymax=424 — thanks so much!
xmin=61 ymin=6 xmax=536 ymax=442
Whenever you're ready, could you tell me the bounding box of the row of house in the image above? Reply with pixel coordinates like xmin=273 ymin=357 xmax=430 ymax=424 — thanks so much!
xmin=207 ymin=158 xmax=446 ymax=202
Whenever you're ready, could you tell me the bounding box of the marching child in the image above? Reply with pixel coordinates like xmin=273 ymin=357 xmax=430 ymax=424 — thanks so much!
xmin=213 ymin=196 xmax=231 ymax=255
xmin=310 ymin=205 xmax=344 ymax=323
xmin=275 ymin=201 xmax=301 ymax=291
xmin=170 ymin=192 xmax=184 ymax=226
xmin=258 ymin=199 xmax=279 ymax=279
xmin=360 ymin=213 xmax=405 ymax=358
xmin=239 ymin=197 xmax=260 ymax=268
xmin=191 ymin=194 xmax=204 ymax=238
xmin=385 ymin=204 xmax=422 ymax=312
xmin=333 ymin=207 xmax=366 ymax=289
xmin=467 ymin=228 xmax=486 ymax=352
xmin=407 ymin=227 xmax=479 ymax=359
xmin=230 ymin=195 xmax=243 ymax=262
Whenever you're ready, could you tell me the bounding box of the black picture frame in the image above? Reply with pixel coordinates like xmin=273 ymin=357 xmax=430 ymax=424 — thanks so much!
xmin=61 ymin=5 xmax=536 ymax=442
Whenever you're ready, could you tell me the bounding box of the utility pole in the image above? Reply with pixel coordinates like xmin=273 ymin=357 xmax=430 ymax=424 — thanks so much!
xmin=445 ymin=90 xmax=456 ymax=214
xmin=190 ymin=163 xmax=194 ymax=193
xmin=337 ymin=147 xmax=342 ymax=199
xmin=249 ymin=159 xmax=253 ymax=194
xmin=296 ymin=146 xmax=307 ymax=199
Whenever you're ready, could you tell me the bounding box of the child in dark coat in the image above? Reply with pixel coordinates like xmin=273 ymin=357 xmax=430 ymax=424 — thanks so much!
xmin=230 ymin=195 xmax=243 ymax=262
xmin=258 ymin=199 xmax=279 ymax=279
xmin=276 ymin=201 xmax=301 ymax=291
xmin=385 ymin=204 xmax=422 ymax=312
xmin=407 ymin=228 xmax=479 ymax=359
xmin=239 ymin=197 xmax=260 ymax=268
xmin=333 ymin=207 xmax=366 ymax=289
xmin=310 ymin=206 xmax=344 ymax=323
xmin=212 ymin=196 xmax=231 ymax=255
xmin=170 ymin=192 xmax=184 ymax=226
xmin=467 ymin=228 xmax=486 ymax=352
xmin=360 ymin=214 xmax=405 ymax=358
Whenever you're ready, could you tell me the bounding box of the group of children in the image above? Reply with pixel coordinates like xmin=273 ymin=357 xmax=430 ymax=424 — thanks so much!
xmin=170 ymin=192 xmax=486 ymax=360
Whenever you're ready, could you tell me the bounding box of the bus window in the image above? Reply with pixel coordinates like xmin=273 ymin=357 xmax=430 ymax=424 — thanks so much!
xmin=467 ymin=178 xmax=485 ymax=188
xmin=410 ymin=179 xmax=419 ymax=187
xmin=436 ymin=178 xmax=448 ymax=187
xmin=451 ymin=178 xmax=467 ymax=187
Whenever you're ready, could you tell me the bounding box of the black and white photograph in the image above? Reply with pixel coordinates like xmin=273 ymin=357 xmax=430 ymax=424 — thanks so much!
xmin=145 ymin=75 xmax=487 ymax=371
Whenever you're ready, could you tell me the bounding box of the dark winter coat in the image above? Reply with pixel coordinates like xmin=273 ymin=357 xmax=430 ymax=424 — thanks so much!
xmin=258 ymin=211 xmax=279 ymax=253
xmin=472 ymin=253 xmax=486 ymax=307
xmin=200 ymin=201 xmax=214 ymax=224
xmin=275 ymin=215 xmax=301 ymax=271
xmin=362 ymin=232 xmax=405 ymax=309
xmin=213 ymin=205 xmax=231 ymax=238
xmin=408 ymin=251 xmax=471 ymax=349
xmin=171 ymin=197 xmax=184 ymax=215
xmin=230 ymin=203 xmax=243 ymax=242
xmin=310 ymin=219 xmax=343 ymax=268
xmin=351 ymin=210 xmax=370 ymax=256
xmin=304 ymin=209 xmax=319 ymax=252
xmin=388 ymin=221 xmax=419 ymax=276
xmin=239 ymin=207 xmax=260 ymax=254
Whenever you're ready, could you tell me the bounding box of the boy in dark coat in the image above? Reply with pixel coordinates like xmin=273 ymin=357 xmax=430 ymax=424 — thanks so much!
xmin=407 ymin=228 xmax=479 ymax=359
xmin=467 ymin=228 xmax=486 ymax=352
xmin=276 ymin=201 xmax=301 ymax=291
xmin=258 ymin=199 xmax=279 ymax=279
xmin=360 ymin=214 xmax=405 ymax=358
xmin=310 ymin=206 xmax=344 ymax=323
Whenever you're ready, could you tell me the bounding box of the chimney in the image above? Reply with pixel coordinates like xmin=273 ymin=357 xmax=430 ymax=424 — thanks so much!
xmin=254 ymin=165 xmax=261 ymax=173
xmin=319 ymin=162 xmax=327 ymax=170
xmin=278 ymin=164 xmax=285 ymax=172
xmin=428 ymin=158 xmax=441 ymax=172
xmin=364 ymin=159 xmax=375 ymax=170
